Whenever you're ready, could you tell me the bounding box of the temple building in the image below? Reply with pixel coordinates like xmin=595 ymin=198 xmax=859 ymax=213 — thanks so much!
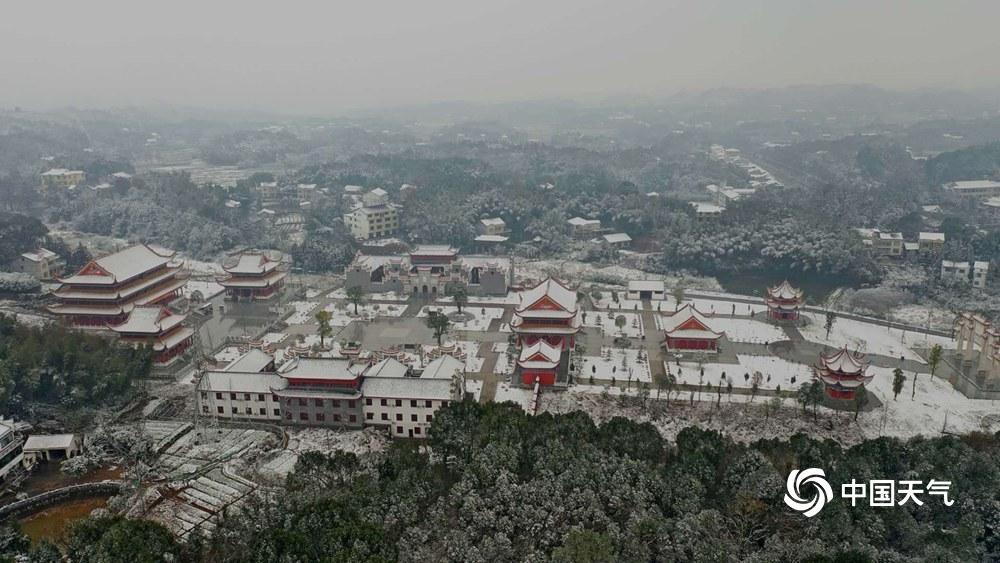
xmin=48 ymin=244 xmax=187 ymax=328
xmin=273 ymin=358 xmax=367 ymax=428
xmin=511 ymin=278 xmax=581 ymax=387
xmin=813 ymin=348 xmax=873 ymax=400
xmin=345 ymin=245 xmax=510 ymax=296
xmin=109 ymin=305 xmax=194 ymax=366
xmin=218 ymin=252 xmax=287 ymax=301
xmin=661 ymin=304 xmax=724 ymax=352
xmin=765 ymin=280 xmax=805 ymax=322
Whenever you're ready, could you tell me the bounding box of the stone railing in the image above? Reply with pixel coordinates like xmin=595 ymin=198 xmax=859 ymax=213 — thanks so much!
xmin=0 ymin=480 xmax=125 ymax=521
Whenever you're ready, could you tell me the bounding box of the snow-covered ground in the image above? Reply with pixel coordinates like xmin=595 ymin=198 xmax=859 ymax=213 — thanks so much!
xmin=417 ymin=306 xmax=504 ymax=332
xmin=437 ymin=293 xmax=521 ymax=306
xmin=261 ymin=332 xmax=288 ymax=346
xmin=322 ymin=301 xmax=406 ymax=326
xmin=799 ymin=312 xmax=950 ymax=362
xmin=328 ymin=288 xmax=408 ymax=302
xmin=492 ymin=342 xmax=514 ymax=375
xmin=889 ymin=304 xmax=956 ymax=332
xmin=708 ymin=317 xmax=786 ymax=344
xmin=583 ymin=311 xmax=644 ymax=338
xmin=578 ymin=348 xmax=652 ymax=383
xmin=669 ymin=355 xmax=812 ymax=391
xmin=494 ymin=382 xmax=535 ymax=412
xmin=285 ymin=301 xmax=320 ymax=325
xmin=257 ymin=428 xmax=390 ymax=481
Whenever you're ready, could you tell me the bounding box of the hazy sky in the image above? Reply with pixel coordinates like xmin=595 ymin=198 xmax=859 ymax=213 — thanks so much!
xmin=3 ymin=0 xmax=999 ymax=114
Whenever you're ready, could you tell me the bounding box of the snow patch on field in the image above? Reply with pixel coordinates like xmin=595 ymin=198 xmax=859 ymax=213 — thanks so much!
xmin=582 ymin=311 xmax=644 ymax=338
xmin=417 ymin=306 xmax=504 ymax=332
xmin=800 ymin=313 xmax=931 ymax=361
xmin=578 ymin=348 xmax=652 ymax=383
xmin=708 ymin=317 xmax=786 ymax=344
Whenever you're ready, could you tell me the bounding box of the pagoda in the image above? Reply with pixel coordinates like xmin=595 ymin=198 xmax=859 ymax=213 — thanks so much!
xmin=108 ymin=305 xmax=194 ymax=365
xmin=814 ymin=348 xmax=874 ymax=400
xmin=48 ymin=244 xmax=187 ymax=328
xmin=661 ymin=304 xmax=724 ymax=352
xmin=765 ymin=280 xmax=804 ymax=322
xmin=218 ymin=252 xmax=287 ymax=301
xmin=511 ymin=277 xmax=581 ymax=386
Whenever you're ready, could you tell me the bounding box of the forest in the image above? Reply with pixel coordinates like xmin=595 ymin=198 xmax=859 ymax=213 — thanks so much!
xmin=5 ymin=401 xmax=995 ymax=562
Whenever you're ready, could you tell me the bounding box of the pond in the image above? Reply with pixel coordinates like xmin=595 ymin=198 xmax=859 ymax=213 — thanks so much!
xmin=19 ymin=495 xmax=109 ymax=543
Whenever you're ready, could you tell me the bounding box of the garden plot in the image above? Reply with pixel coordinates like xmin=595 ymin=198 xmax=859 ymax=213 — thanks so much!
xmin=493 ymin=342 xmax=514 ymax=376
xmin=438 ymin=292 xmax=521 ymax=306
xmin=322 ymin=301 xmax=406 ymax=326
xmin=708 ymin=317 xmax=786 ymax=344
xmin=583 ymin=310 xmax=644 ymax=338
xmin=668 ymin=354 xmax=812 ymax=391
xmin=328 ymin=288 xmax=408 ymax=302
xmin=578 ymin=348 xmax=652 ymax=384
xmin=800 ymin=313 xmax=926 ymax=361
xmin=417 ymin=306 xmax=504 ymax=332
xmin=285 ymin=301 xmax=320 ymax=324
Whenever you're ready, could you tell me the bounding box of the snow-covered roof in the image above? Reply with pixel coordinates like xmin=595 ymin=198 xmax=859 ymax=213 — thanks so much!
xmin=918 ymin=232 xmax=945 ymax=242
xmin=480 ymin=217 xmax=505 ymax=227
xmin=516 ymin=277 xmax=577 ymax=314
xmin=628 ymin=280 xmax=665 ymax=292
xmin=280 ymin=358 xmax=366 ymax=381
xmin=225 ymin=253 xmax=279 ymax=275
xmin=690 ymin=202 xmax=723 ymax=214
xmin=817 ymin=348 xmax=869 ymax=374
xmin=567 ymin=217 xmax=600 ymax=227
xmin=517 ymin=340 xmax=561 ymax=369
xmin=904 ymin=242 xmax=920 ymax=251
xmin=766 ymin=280 xmax=803 ymax=301
xmin=410 ymin=245 xmax=458 ymax=256
xmin=946 ymin=180 xmax=1000 ymax=191
xmin=201 ymin=370 xmax=288 ymax=394
xmin=108 ymin=305 xmax=184 ymax=334
xmin=603 ymin=233 xmax=632 ymax=244
xmin=474 ymin=235 xmax=509 ymax=243
xmin=421 ymin=355 xmax=464 ymax=379
xmin=23 ymin=434 xmax=78 ymax=452
xmin=20 ymin=248 xmax=58 ymax=262
xmin=366 ymin=358 xmax=410 ymax=379
xmin=660 ymin=304 xmax=723 ymax=339
xmin=974 ymin=261 xmax=990 ymax=270
xmin=41 ymin=168 xmax=83 ymax=176
xmin=361 ymin=377 xmax=453 ymax=401
xmin=225 ymin=349 xmax=274 ymax=373
xmin=61 ymin=244 xmax=176 ymax=285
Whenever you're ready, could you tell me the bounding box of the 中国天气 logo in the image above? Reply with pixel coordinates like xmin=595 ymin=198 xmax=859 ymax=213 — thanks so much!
xmin=783 ymin=468 xmax=834 ymax=518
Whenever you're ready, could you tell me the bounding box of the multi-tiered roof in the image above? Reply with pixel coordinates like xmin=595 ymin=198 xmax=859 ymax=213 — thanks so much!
xmin=510 ymin=278 xmax=582 ymax=340
xmin=48 ymin=244 xmax=187 ymax=327
xmin=765 ymin=280 xmax=805 ymax=320
xmin=218 ymin=253 xmax=287 ymax=299
xmin=108 ymin=305 xmax=194 ymax=365
xmin=814 ymin=348 xmax=874 ymax=399
xmin=661 ymin=304 xmax=724 ymax=350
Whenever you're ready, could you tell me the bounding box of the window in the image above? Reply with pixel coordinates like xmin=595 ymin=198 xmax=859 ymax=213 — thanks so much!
xmin=258 ymin=394 xmax=265 ymax=402
xmin=426 ymin=415 xmax=433 ymax=422
xmin=259 ymin=408 xmax=266 ymax=415
xmin=333 ymin=414 xmax=341 ymax=422
xmin=244 ymin=393 xmax=251 ymax=401
xmin=381 ymin=413 xmax=388 ymax=421
xmin=273 ymin=409 xmax=281 ymax=416
xmin=299 ymin=412 xmax=308 ymax=421
xmin=202 ymin=406 xmax=208 ymax=414
xmin=217 ymin=406 xmax=224 ymax=414
xmin=230 ymin=393 xmax=237 ymax=400
xmin=216 ymin=392 xmax=223 ymax=400
xmin=231 ymin=407 xmax=238 ymax=414
xmin=365 ymin=398 xmax=372 ymax=406
xmin=396 ymin=426 xmax=403 ymax=434
xmin=395 ymin=413 xmax=403 ymax=421
xmin=380 ymin=399 xmax=387 ymax=406
xmin=349 ymin=415 xmax=356 ymax=423
xmin=314 ymin=398 xmax=324 ymax=407
xmin=348 ymin=400 xmax=355 ymax=408
xmin=245 ymin=407 xmax=252 ymax=414
xmin=395 ymin=399 xmax=402 ymax=407
xmin=200 ymin=392 xmax=207 ymax=399
xmin=425 ymin=400 xmax=432 ymax=408
xmin=411 ymin=414 xmax=418 ymax=422
xmin=298 ymin=398 xmax=307 ymax=407
xmin=316 ymin=413 xmax=325 ymax=422
xmin=414 ymin=427 xmax=422 ymax=435
xmin=410 ymin=400 xmax=417 ymax=408
xmin=366 ymin=412 xmax=373 ymax=420
xmin=442 ymin=401 xmax=449 ymax=407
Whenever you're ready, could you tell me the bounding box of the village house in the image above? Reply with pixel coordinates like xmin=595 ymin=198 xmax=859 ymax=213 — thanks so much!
xmin=918 ymin=232 xmax=945 ymax=254
xmin=626 ymin=280 xmax=666 ymax=301
xmin=22 ymin=434 xmax=83 ymax=464
xmin=343 ymin=188 xmax=400 ymax=240
xmin=944 ymin=180 xmax=1000 ymax=198
xmin=567 ymin=217 xmax=601 ymax=237
xmin=40 ymin=168 xmax=86 ymax=189
xmin=10 ymin=248 xmax=63 ymax=280
xmin=0 ymin=420 xmax=24 ymax=483
xmin=478 ymin=217 xmax=507 ymax=236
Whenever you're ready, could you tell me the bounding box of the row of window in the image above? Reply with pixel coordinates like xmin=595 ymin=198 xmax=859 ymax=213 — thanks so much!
xmin=207 ymin=392 xmax=275 ymax=402
xmin=204 ymin=405 xmax=280 ymax=417
xmin=367 ymin=412 xmax=433 ymax=423
xmin=286 ymin=412 xmax=358 ymax=423
xmin=203 ymin=396 xmax=449 ymax=410
xmin=366 ymin=398 xmax=446 ymax=409
xmin=289 ymin=398 xmax=357 ymax=408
